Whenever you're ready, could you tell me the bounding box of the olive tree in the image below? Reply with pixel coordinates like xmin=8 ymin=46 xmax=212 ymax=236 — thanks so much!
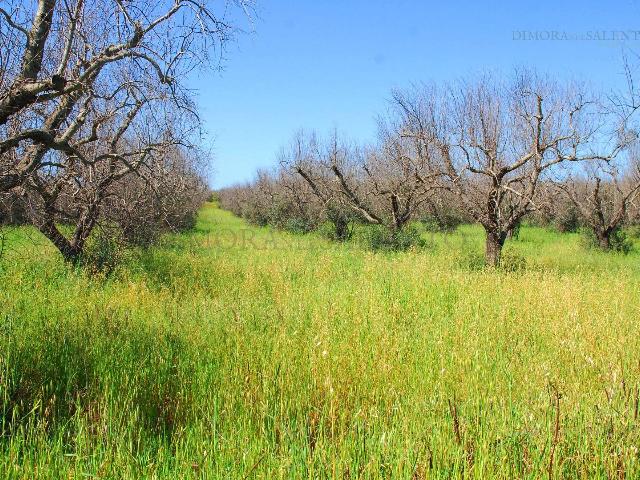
xmin=0 ymin=0 xmax=252 ymax=262
xmin=289 ymin=128 xmax=438 ymax=239
xmin=556 ymin=160 xmax=640 ymax=250
xmin=393 ymin=72 xmax=624 ymax=266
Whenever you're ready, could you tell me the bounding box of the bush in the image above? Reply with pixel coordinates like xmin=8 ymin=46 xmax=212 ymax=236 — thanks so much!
xmin=499 ymin=250 xmax=528 ymax=271
xmin=262 ymin=201 xmax=316 ymax=233
xmin=421 ymin=210 xmax=465 ymax=233
xmin=580 ymin=228 xmax=633 ymax=254
xmin=626 ymin=225 xmax=640 ymax=240
xmin=607 ymin=229 xmax=632 ymax=254
xmin=318 ymin=217 xmax=353 ymax=242
xmin=453 ymin=249 xmax=485 ymax=271
xmin=507 ymin=222 xmax=522 ymax=241
xmin=318 ymin=221 xmax=340 ymax=241
xmin=554 ymin=205 xmax=582 ymax=233
xmin=283 ymin=216 xmax=315 ymax=234
xmin=80 ymin=226 xmax=127 ymax=275
xmin=360 ymin=224 xmax=426 ymax=252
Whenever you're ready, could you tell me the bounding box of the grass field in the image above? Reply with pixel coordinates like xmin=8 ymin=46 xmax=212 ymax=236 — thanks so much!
xmin=1 ymin=203 xmax=640 ymax=478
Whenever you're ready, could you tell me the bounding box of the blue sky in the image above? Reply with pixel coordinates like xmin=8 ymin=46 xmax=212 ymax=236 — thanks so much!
xmin=191 ymin=0 xmax=640 ymax=188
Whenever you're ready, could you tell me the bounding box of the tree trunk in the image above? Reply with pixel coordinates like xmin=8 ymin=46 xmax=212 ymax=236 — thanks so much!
xmin=38 ymin=220 xmax=82 ymax=264
xmin=595 ymin=229 xmax=611 ymax=250
xmin=0 ymin=174 xmax=21 ymax=194
xmin=485 ymin=230 xmax=506 ymax=267
xmin=333 ymin=216 xmax=349 ymax=241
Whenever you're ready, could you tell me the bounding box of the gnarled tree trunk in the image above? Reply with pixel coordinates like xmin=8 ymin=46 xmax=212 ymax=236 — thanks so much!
xmin=594 ymin=228 xmax=612 ymax=250
xmin=38 ymin=218 xmax=83 ymax=264
xmin=485 ymin=230 xmax=507 ymax=267
xmin=333 ymin=215 xmax=350 ymax=241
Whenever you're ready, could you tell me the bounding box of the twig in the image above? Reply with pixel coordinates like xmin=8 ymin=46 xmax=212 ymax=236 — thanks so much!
xmin=242 ymin=453 xmax=265 ymax=480
xmin=448 ymin=398 xmax=462 ymax=445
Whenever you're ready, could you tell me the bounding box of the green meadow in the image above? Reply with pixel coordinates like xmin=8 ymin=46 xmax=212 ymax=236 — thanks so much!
xmin=1 ymin=203 xmax=639 ymax=478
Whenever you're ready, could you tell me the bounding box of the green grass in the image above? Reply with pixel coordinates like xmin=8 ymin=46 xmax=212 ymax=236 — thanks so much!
xmin=1 ymin=204 xmax=640 ymax=478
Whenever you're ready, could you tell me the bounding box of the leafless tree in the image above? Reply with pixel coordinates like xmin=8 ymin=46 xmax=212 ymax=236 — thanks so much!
xmin=547 ymin=54 xmax=640 ymax=250
xmin=0 ymin=0 xmax=252 ymax=193
xmin=555 ymin=159 xmax=640 ymax=249
xmin=393 ymin=72 xmax=626 ymax=266
xmin=18 ymin=77 xmax=189 ymax=262
xmin=218 ymin=163 xmax=324 ymax=234
xmin=0 ymin=0 xmax=252 ymax=262
xmin=278 ymin=131 xmax=353 ymax=239
xmin=289 ymin=128 xmax=438 ymax=237
xmin=103 ymin=145 xmax=209 ymax=247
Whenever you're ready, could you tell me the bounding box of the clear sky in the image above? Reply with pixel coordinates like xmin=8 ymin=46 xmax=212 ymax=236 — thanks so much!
xmin=190 ymin=0 xmax=640 ymax=188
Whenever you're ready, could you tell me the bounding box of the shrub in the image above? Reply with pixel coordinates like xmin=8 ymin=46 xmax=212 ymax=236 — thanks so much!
xmin=499 ymin=250 xmax=528 ymax=271
xmin=316 ymin=210 xmax=354 ymax=242
xmin=607 ymin=229 xmax=632 ymax=254
xmin=453 ymin=249 xmax=485 ymax=271
xmin=507 ymin=222 xmax=522 ymax=241
xmin=626 ymin=225 xmax=640 ymax=240
xmin=80 ymin=226 xmax=127 ymax=275
xmin=360 ymin=224 xmax=426 ymax=252
xmin=326 ymin=210 xmax=353 ymax=241
xmin=554 ymin=205 xmax=582 ymax=233
xmin=421 ymin=210 xmax=465 ymax=233
xmin=318 ymin=220 xmax=353 ymax=242
xmin=283 ymin=216 xmax=314 ymax=234
xmin=580 ymin=228 xmax=633 ymax=254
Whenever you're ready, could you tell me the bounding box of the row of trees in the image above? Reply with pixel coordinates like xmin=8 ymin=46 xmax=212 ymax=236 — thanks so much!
xmin=0 ymin=0 xmax=252 ymax=263
xmin=219 ymin=71 xmax=640 ymax=265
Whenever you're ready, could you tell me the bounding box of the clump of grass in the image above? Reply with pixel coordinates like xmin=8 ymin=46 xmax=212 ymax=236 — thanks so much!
xmin=499 ymin=249 xmax=528 ymax=272
xmin=356 ymin=224 xmax=426 ymax=252
xmin=0 ymin=204 xmax=639 ymax=477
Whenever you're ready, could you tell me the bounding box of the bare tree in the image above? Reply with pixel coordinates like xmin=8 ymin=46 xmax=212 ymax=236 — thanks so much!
xmin=393 ymin=72 xmax=625 ymax=266
xmin=103 ymin=145 xmax=209 ymax=247
xmin=278 ymin=131 xmax=352 ymax=240
xmin=289 ymin=129 xmax=437 ymax=238
xmin=19 ymin=78 xmax=186 ymax=262
xmin=0 ymin=0 xmax=252 ymax=193
xmin=551 ymin=53 xmax=640 ymax=250
xmin=0 ymin=0 xmax=252 ymax=262
xmin=556 ymin=160 xmax=640 ymax=250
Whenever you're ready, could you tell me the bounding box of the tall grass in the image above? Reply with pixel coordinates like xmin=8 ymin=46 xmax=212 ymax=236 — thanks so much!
xmin=1 ymin=204 xmax=639 ymax=478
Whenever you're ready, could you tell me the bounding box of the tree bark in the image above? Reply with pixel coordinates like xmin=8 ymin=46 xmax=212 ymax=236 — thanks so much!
xmin=0 ymin=0 xmax=58 ymax=126
xmin=0 ymin=174 xmax=20 ymax=194
xmin=37 ymin=219 xmax=82 ymax=264
xmin=485 ymin=230 xmax=506 ymax=267
xmin=333 ymin=216 xmax=349 ymax=241
xmin=595 ymin=229 xmax=611 ymax=250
